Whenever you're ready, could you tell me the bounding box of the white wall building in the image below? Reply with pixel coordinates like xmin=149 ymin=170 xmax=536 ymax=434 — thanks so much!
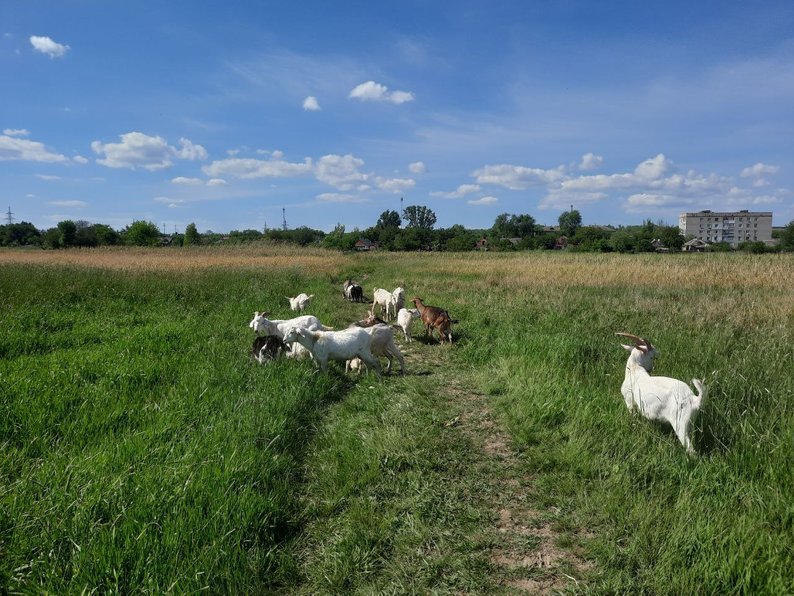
xmin=678 ymin=210 xmax=773 ymax=248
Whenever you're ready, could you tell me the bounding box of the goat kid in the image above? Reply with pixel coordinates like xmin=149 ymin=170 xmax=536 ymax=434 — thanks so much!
xmin=396 ymin=308 xmax=421 ymax=342
xmin=251 ymin=335 xmax=288 ymax=363
xmin=283 ymin=326 xmax=381 ymax=373
xmin=617 ymin=332 xmax=707 ymax=455
xmin=287 ymin=293 xmax=314 ymax=312
xmin=346 ymin=324 xmax=405 ymax=375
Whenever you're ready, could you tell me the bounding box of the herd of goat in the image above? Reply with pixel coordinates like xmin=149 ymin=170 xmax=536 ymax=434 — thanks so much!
xmin=248 ymin=280 xmax=707 ymax=454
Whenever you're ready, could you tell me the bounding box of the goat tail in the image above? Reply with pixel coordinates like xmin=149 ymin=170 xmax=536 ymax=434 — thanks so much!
xmin=692 ymin=378 xmax=707 ymax=409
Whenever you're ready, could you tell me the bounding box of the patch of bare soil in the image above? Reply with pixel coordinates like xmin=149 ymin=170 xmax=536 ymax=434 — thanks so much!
xmin=443 ymin=378 xmax=593 ymax=594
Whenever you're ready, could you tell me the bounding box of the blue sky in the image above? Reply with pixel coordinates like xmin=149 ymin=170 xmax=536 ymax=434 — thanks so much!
xmin=2 ymin=1 xmax=793 ymax=233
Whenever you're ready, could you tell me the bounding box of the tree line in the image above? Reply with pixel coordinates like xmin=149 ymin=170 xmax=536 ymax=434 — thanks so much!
xmin=2 ymin=205 xmax=793 ymax=253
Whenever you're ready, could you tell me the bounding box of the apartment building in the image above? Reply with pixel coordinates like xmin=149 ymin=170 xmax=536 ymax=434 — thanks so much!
xmin=678 ymin=210 xmax=773 ymax=248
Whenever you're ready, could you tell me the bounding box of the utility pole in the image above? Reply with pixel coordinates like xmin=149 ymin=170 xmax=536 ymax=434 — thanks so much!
xmin=282 ymin=208 xmax=287 ymax=231
xmin=5 ymin=206 xmax=14 ymax=225
xmin=400 ymin=196 xmax=404 ymax=216
xmin=263 ymin=218 xmax=268 ymax=233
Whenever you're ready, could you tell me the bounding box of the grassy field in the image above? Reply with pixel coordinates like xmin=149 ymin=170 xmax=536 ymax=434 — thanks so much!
xmin=1 ymin=247 xmax=792 ymax=593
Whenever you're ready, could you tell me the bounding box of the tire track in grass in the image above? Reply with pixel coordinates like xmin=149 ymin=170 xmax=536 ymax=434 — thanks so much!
xmin=443 ymin=372 xmax=593 ymax=593
xmin=287 ymin=321 xmax=593 ymax=593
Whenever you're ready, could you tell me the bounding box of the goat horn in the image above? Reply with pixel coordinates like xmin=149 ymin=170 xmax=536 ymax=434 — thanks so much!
xmin=615 ymin=332 xmax=648 ymax=345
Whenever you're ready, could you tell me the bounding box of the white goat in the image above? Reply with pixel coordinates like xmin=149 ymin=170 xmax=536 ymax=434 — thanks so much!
xmin=283 ymin=326 xmax=381 ymax=373
xmin=373 ymin=288 xmax=397 ymax=320
xmin=396 ymin=308 xmax=421 ymax=342
xmin=287 ymin=293 xmax=314 ymax=312
xmin=617 ymin=332 xmax=707 ymax=455
xmin=249 ymin=312 xmax=330 ymax=360
xmin=392 ymin=286 xmax=406 ymax=314
xmin=346 ymin=324 xmax=405 ymax=374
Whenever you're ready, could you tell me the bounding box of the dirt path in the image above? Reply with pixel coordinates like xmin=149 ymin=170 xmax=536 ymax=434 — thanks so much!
xmin=441 ymin=373 xmax=593 ymax=593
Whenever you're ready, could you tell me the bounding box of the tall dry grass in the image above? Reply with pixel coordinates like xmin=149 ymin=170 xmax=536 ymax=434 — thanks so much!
xmin=0 ymin=245 xmax=348 ymax=274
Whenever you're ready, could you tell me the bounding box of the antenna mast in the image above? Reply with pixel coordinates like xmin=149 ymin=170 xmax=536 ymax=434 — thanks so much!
xmin=5 ymin=206 xmax=14 ymax=225
xmin=282 ymin=208 xmax=287 ymax=231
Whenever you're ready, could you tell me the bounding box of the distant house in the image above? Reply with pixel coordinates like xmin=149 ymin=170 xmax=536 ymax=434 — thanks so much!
xmin=651 ymin=238 xmax=670 ymax=253
xmin=501 ymin=237 xmax=522 ymax=246
xmin=355 ymin=238 xmax=378 ymax=251
xmin=542 ymin=226 xmax=560 ymax=234
xmin=682 ymin=238 xmax=710 ymax=252
xmin=475 ymin=237 xmax=489 ymax=251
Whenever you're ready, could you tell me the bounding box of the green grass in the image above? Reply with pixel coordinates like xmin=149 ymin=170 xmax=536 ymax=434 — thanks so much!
xmin=1 ymin=251 xmax=792 ymax=593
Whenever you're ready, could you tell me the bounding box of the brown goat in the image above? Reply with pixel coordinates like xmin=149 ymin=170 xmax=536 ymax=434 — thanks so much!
xmin=412 ymin=297 xmax=455 ymax=344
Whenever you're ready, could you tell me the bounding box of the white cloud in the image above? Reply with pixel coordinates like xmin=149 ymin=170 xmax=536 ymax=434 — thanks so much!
xmin=624 ymin=193 xmax=694 ymax=213
xmin=171 ymin=176 xmax=203 ymax=185
xmin=206 ymin=178 xmax=227 ymax=186
xmin=0 ymin=135 xmax=68 ymax=163
xmin=203 ymin=156 xmax=313 ymax=179
xmin=35 ymin=174 xmax=61 ymax=180
xmin=73 ymin=155 xmax=89 ymax=164
xmin=316 ymin=192 xmax=369 ymax=203
xmin=579 ymin=153 xmax=603 ymax=170
xmin=29 ymin=35 xmax=70 ymax=58
xmin=539 ymin=191 xmax=608 ymax=210
xmin=47 ymin=200 xmax=87 ymax=207
xmin=91 ymin=132 xmax=207 ymax=170
xmin=467 ymin=196 xmax=498 ymax=205
xmin=473 ymin=164 xmax=565 ymax=189
xmin=177 ymin=138 xmax=208 ymax=161
xmin=302 ymin=96 xmax=321 ymax=111
xmin=154 ymin=196 xmax=187 ymax=208
xmin=271 ymin=150 xmax=284 ymax=159
xmin=408 ymin=161 xmax=426 ymax=174
xmin=741 ymin=162 xmax=779 ymax=178
xmin=430 ymin=184 xmax=481 ymax=199
xmin=634 ymin=154 xmax=673 ymax=180
xmin=349 ymin=80 xmax=415 ymax=104
xmin=376 ymin=177 xmax=415 ymax=193
xmin=3 ymin=128 xmax=30 ymax=137
xmin=315 ymin=154 xmax=368 ymax=189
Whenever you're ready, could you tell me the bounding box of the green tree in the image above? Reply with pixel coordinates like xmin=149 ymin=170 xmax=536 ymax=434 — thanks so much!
xmin=124 ymin=220 xmax=161 ymax=246
xmin=491 ymin=213 xmax=537 ymax=238
xmin=558 ymin=210 xmax=582 ymax=237
xmin=779 ymin=220 xmax=794 ymax=252
xmin=57 ymin=220 xmax=77 ymax=247
xmin=376 ymin=210 xmax=401 ymax=229
xmin=74 ymin=220 xmax=98 ymax=247
xmin=94 ymin=224 xmax=120 ymax=246
xmin=41 ymin=227 xmax=62 ymax=249
xmin=0 ymin=222 xmax=40 ymax=246
xmin=402 ymin=205 xmax=437 ymax=229
xmin=184 ymin=222 xmax=200 ymax=246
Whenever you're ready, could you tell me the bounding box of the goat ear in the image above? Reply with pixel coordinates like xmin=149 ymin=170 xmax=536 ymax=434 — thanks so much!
xmin=262 ymin=312 xmax=270 ymax=318
xmin=621 ymin=344 xmax=634 ymax=352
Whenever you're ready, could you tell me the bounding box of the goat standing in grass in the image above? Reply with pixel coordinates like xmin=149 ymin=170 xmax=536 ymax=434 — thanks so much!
xmin=412 ymin=297 xmax=456 ymax=344
xmin=283 ymin=326 xmax=381 ymax=374
xmin=373 ymin=288 xmax=396 ymax=320
xmin=287 ymin=293 xmax=314 ymax=312
xmin=396 ymin=307 xmax=421 ymax=342
xmin=249 ymin=311 xmax=331 ymax=360
xmin=617 ymin=332 xmax=707 ymax=454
